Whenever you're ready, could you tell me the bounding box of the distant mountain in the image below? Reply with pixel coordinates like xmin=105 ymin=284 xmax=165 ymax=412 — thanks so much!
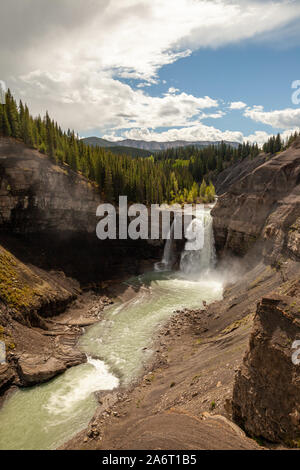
xmin=82 ymin=137 xmax=152 ymax=157
xmin=103 ymin=145 xmax=152 ymax=158
xmin=82 ymin=137 xmax=116 ymax=148
xmin=82 ymin=136 xmax=240 ymax=152
xmin=114 ymin=138 xmax=240 ymax=151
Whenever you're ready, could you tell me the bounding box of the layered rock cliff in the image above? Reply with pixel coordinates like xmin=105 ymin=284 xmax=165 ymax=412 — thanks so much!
xmin=233 ymin=293 xmax=300 ymax=445
xmin=0 ymin=137 xmax=161 ymax=284
xmin=212 ymin=139 xmax=300 ymax=261
xmin=213 ymin=138 xmax=300 ymax=445
xmin=0 ymin=137 xmax=100 ymax=234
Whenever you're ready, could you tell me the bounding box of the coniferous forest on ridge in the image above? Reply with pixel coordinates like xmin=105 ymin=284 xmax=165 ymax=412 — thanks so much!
xmin=1 ymin=89 xmax=298 ymax=205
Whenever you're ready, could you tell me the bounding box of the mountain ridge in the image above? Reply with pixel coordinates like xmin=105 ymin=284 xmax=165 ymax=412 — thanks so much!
xmin=82 ymin=136 xmax=240 ymax=152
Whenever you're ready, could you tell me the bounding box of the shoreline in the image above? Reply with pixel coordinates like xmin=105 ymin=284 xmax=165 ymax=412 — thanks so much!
xmin=60 ymin=285 xmax=260 ymax=450
xmin=2 ymin=260 xmax=286 ymax=450
xmin=0 ymin=289 xmax=117 ymax=410
xmin=59 ymin=303 xmax=203 ymax=449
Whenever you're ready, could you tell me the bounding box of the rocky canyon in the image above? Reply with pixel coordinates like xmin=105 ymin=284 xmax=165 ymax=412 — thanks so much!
xmin=1 ymin=136 xmax=300 ymax=449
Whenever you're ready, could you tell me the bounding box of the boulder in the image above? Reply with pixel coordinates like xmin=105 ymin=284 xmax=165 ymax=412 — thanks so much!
xmin=17 ymin=353 xmax=66 ymax=386
xmin=54 ymin=345 xmax=86 ymax=368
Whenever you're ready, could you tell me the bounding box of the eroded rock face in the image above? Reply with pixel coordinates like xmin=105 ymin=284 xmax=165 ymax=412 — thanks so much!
xmin=214 ymin=153 xmax=267 ymax=196
xmin=0 ymin=138 xmax=100 ymax=234
xmin=232 ymin=294 xmax=300 ymax=444
xmin=53 ymin=344 xmax=87 ymax=369
xmin=213 ymin=140 xmax=300 ymax=445
xmin=0 ymin=363 xmax=15 ymax=393
xmin=0 ymin=137 xmax=163 ymax=284
xmin=213 ymin=139 xmax=300 ymax=261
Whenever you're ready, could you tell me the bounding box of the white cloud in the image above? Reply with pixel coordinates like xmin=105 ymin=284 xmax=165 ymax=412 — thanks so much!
xmin=243 ymin=130 xmax=273 ymax=146
xmin=168 ymin=87 xmax=180 ymax=94
xmin=1 ymin=1 xmax=300 ymax=139
xmin=103 ymin=124 xmax=243 ymax=143
xmin=229 ymin=101 xmax=247 ymax=109
xmin=244 ymin=128 xmax=300 ymax=146
xmin=136 ymin=82 xmax=152 ymax=88
xmin=15 ymin=70 xmax=218 ymax=132
xmin=103 ymin=125 xmax=300 ymax=146
xmin=2 ymin=1 xmax=300 ymax=83
xmin=244 ymin=106 xmax=300 ymax=129
xmin=180 ymin=1 xmax=300 ymax=50
xmin=202 ymin=111 xmax=226 ymax=119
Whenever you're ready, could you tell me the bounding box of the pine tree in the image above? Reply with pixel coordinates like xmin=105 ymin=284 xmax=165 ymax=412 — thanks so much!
xmin=45 ymin=112 xmax=55 ymax=159
xmin=274 ymin=133 xmax=282 ymax=153
xmin=209 ymin=181 xmax=215 ymax=199
xmin=70 ymin=148 xmax=79 ymax=172
xmin=217 ymin=156 xmax=223 ymax=173
xmin=21 ymin=105 xmax=33 ymax=145
xmin=190 ymin=181 xmax=199 ymax=202
xmin=5 ymin=89 xmax=19 ymax=138
xmin=0 ymin=105 xmax=11 ymax=136
xmin=200 ymin=179 xmax=207 ymax=199
xmin=104 ymin=167 xmax=114 ymax=202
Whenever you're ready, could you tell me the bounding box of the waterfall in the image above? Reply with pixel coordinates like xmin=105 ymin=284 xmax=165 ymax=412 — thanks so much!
xmin=155 ymin=207 xmax=216 ymax=275
xmin=180 ymin=208 xmax=216 ymax=276
xmin=154 ymin=219 xmax=175 ymax=272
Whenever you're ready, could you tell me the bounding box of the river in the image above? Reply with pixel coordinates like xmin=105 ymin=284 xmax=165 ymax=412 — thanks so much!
xmin=0 ymin=207 xmax=223 ymax=450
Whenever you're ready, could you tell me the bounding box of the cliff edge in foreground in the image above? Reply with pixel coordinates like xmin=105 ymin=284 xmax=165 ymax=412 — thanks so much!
xmin=233 ymin=294 xmax=300 ymax=445
xmin=214 ymin=138 xmax=300 ymax=445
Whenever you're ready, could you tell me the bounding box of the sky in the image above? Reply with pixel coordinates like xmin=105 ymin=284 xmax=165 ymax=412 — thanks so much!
xmin=1 ymin=0 xmax=300 ymax=145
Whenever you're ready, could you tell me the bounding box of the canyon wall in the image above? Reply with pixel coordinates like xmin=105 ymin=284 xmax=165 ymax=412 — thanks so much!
xmin=0 ymin=137 xmax=99 ymax=234
xmin=0 ymin=137 xmax=162 ymax=287
xmin=212 ymin=139 xmax=300 ymax=262
xmin=232 ymin=293 xmax=300 ymax=445
xmin=213 ymin=138 xmax=300 ymax=444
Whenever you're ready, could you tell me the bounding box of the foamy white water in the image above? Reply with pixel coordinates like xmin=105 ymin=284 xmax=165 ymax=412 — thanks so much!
xmin=154 ymin=218 xmax=176 ymax=272
xmin=180 ymin=207 xmax=216 ymax=276
xmin=45 ymin=357 xmax=119 ymax=416
xmin=0 ymin=357 xmax=119 ymax=450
